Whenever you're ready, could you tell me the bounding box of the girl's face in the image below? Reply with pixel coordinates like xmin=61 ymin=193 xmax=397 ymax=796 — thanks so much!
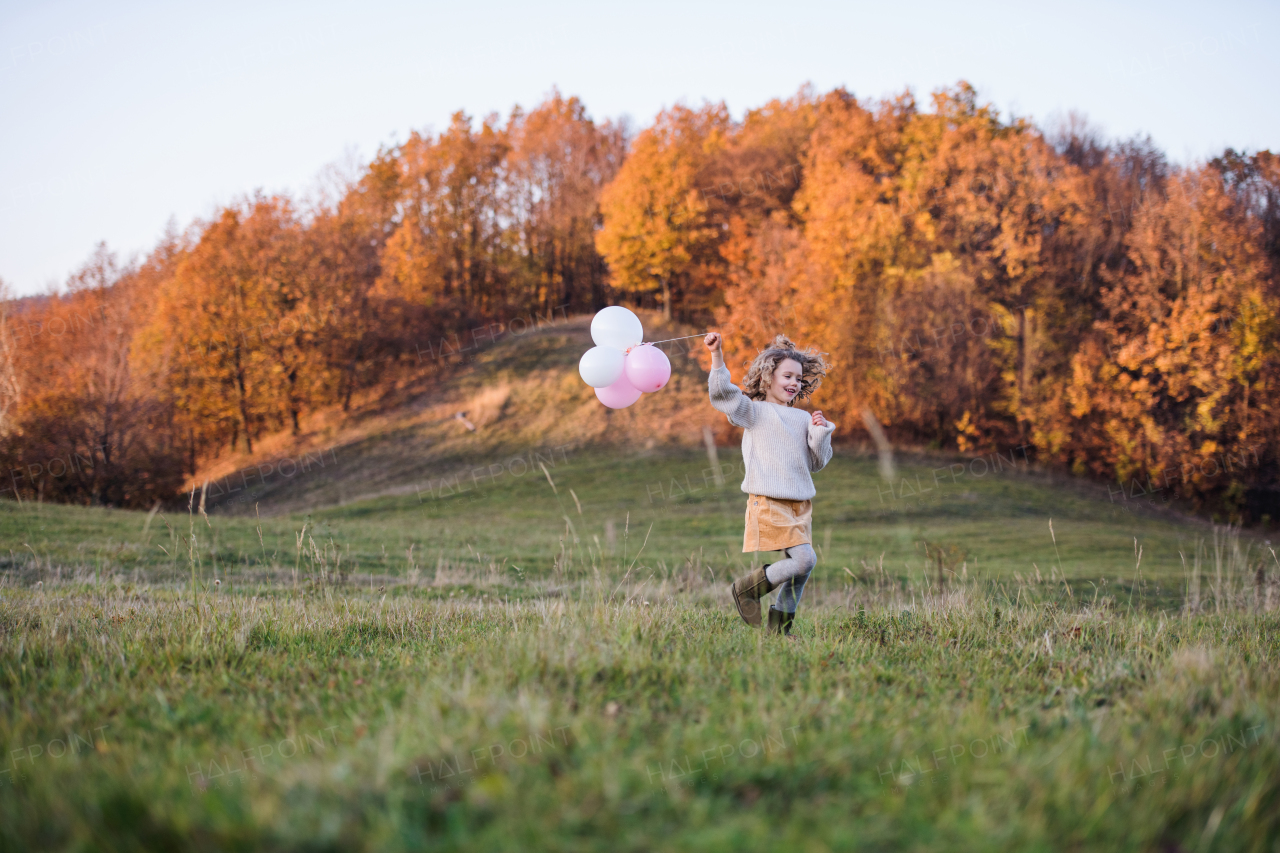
xmin=766 ymin=358 xmax=803 ymax=405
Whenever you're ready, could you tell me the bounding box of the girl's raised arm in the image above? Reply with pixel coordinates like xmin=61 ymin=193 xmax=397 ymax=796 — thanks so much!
xmin=705 ymin=333 xmax=760 ymax=429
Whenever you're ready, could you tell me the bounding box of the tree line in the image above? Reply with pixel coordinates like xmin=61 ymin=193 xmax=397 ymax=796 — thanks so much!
xmin=2 ymin=84 xmax=1277 ymax=521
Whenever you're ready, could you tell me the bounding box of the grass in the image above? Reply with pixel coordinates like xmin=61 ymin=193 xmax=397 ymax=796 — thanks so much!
xmin=2 ymin=448 xmax=1279 ymax=850
xmin=3 ymin=447 xmax=1267 ymax=595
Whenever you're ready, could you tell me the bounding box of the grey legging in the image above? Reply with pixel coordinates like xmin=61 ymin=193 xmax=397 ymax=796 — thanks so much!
xmin=764 ymin=544 xmax=817 ymax=613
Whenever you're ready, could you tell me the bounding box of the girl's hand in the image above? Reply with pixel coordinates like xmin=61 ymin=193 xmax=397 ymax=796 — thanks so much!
xmin=704 ymin=332 xmax=723 ymax=368
xmin=811 ymin=410 xmax=829 ymax=427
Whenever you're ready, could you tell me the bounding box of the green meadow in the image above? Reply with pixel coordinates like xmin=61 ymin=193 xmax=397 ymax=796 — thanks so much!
xmin=2 ymin=448 xmax=1252 ymax=595
xmin=2 ymin=448 xmax=1278 ymax=850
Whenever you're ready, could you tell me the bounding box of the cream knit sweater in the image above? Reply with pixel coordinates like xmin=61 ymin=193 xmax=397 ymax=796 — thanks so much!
xmin=708 ymin=364 xmax=836 ymax=500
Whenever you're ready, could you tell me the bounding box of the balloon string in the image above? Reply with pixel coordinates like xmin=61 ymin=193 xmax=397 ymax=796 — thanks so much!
xmin=643 ymin=333 xmax=711 ymax=345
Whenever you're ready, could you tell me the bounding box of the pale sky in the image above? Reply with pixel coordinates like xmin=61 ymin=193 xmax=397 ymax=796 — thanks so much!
xmin=2 ymin=0 xmax=1276 ymax=296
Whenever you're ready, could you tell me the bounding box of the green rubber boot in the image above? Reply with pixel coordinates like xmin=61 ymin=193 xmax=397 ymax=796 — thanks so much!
xmin=767 ymin=605 xmax=795 ymax=636
xmin=730 ymin=565 xmax=776 ymax=627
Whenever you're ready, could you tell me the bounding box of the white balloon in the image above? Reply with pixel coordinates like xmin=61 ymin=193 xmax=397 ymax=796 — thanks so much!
xmin=590 ymin=306 xmax=643 ymax=351
xmin=578 ymin=346 xmax=625 ymax=388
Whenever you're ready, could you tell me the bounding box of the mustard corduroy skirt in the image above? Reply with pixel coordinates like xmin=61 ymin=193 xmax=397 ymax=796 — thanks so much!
xmin=742 ymin=493 xmax=813 ymax=553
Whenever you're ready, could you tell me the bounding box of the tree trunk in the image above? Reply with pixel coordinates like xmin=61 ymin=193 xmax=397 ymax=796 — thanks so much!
xmin=342 ymin=348 xmax=361 ymax=413
xmin=287 ymin=366 xmax=300 ymax=435
xmin=1018 ymin=306 xmax=1035 ymax=437
xmin=235 ymin=353 xmax=253 ymax=454
xmin=661 ymin=278 xmax=671 ymax=321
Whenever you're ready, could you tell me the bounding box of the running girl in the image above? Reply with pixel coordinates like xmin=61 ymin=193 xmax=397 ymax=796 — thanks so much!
xmin=705 ymin=332 xmax=834 ymax=636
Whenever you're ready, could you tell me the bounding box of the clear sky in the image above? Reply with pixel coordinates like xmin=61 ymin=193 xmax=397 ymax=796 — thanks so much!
xmin=2 ymin=0 xmax=1276 ymax=297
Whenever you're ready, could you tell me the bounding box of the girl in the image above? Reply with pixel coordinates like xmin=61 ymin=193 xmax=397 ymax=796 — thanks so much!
xmin=705 ymin=332 xmax=834 ymax=637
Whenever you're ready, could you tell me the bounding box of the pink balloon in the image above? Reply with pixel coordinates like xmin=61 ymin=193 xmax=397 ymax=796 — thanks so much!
xmin=625 ymin=344 xmax=672 ymax=392
xmin=595 ymin=370 xmax=643 ymax=409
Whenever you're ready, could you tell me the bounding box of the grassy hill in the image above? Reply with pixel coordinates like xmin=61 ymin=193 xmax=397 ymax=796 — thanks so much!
xmin=187 ymin=311 xmax=722 ymax=518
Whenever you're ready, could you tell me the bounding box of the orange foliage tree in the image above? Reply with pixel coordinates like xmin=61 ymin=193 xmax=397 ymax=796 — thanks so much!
xmin=596 ymin=104 xmax=732 ymax=319
xmin=1 ymin=246 xmax=185 ymax=507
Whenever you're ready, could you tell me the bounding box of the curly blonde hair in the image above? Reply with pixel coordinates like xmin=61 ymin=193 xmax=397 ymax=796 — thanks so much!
xmin=740 ymin=334 xmax=829 ymax=404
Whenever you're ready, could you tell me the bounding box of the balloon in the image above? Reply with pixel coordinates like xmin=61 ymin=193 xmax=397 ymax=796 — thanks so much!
xmin=625 ymin=344 xmax=671 ymax=392
xmin=591 ymin=306 xmax=643 ymax=351
xmin=578 ymin=346 xmax=625 ymax=388
xmin=594 ymin=370 xmax=642 ymax=409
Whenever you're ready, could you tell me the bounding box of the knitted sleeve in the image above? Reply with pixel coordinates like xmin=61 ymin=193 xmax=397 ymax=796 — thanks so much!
xmin=807 ymin=421 xmax=836 ymax=472
xmin=708 ymin=365 xmax=760 ymax=429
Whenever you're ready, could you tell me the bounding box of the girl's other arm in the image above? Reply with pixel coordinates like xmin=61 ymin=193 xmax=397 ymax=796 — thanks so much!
xmin=705 ymin=332 xmax=758 ymax=429
xmin=807 ymin=410 xmax=836 ymax=471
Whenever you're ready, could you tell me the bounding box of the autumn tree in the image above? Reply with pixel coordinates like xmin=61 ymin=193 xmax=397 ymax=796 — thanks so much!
xmin=1064 ymin=163 xmax=1280 ymax=509
xmin=507 ymin=90 xmax=627 ymax=316
xmin=141 ymin=197 xmax=307 ymax=454
xmin=596 ymin=103 xmax=732 ymax=320
xmin=306 ymin=149 xmax=402 ymax=410
xmin=0 ymin=278 xmax=21 ymax=437
xmin=1 ymin=247 xmax=185 ymax=507
xmin=377 ymin=112 xmax=511 ymax=316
